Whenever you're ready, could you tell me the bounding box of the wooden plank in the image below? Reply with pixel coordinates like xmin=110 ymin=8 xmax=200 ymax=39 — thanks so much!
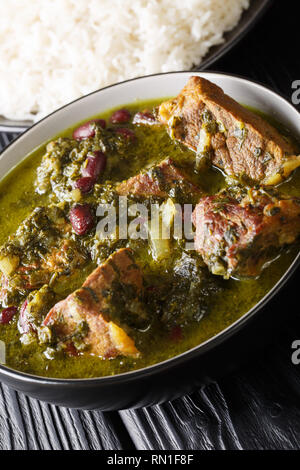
xmin=120 ymin=326 xmax=300 ymax=450
xmin=0 ymin=383 xmax=132 ymax=450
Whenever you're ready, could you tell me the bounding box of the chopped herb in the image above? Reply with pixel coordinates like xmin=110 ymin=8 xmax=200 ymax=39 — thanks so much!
xmin=262 ymin=152 xmax=273 ymax=164
xmin=233 ymin=122 xmax=247 ymax=149
xmin=254 ymin=147 xmax=262 ymax=157
xmin=267 ymin=206 xmax=280 ymax=216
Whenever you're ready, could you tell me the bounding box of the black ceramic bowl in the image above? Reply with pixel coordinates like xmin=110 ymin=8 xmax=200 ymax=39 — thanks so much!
xmin=0 ymin=72 xmax=299 ymax=410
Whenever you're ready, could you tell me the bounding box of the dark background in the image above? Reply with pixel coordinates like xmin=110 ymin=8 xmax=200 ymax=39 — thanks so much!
xmin=0 ymin=0 xmax=300 ymax=450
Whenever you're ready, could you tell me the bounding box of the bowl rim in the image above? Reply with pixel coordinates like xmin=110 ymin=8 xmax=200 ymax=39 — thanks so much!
xmin=0 ymin=69 xmax=299 ymax=385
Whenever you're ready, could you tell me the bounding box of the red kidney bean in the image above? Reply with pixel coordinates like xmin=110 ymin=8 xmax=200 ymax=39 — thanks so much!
xmin=115 ymin=127 xmax=136 ymax=141
xmin=0 ymin=306 xmax=18 ymax=325
xmin=82 ymin=151 xmax=107 ymax=180
xmin=146 ymin=286 xmax=159 ymax=296
xmin=69 ymin=204 xmax=94 ymax=235
xmin=72 ymin=119 xmax=106 ymax=140
xmin=74 ymin=176 xmax=95 ymax=194
xmin=169 ymin=325 xmax=183 ymax=343
xmin=110 ymin=108 xmax=131 ymax=124
xmin=132 ymin=111 xmax=156 ymax=125
xmin=65 ymin=342 xmax=79 ymax=357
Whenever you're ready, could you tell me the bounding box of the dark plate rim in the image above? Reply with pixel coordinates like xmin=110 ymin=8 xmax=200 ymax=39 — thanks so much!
xmin=0 ymin=69 xmax=299 ymax=386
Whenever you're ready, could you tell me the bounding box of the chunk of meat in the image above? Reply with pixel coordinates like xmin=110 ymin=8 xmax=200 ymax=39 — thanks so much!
xmin=116 ymin=158 xmax=202 ymax=201
xmin=43 ymin=248 xmax=146 ymax=359
xmin=158 ymin=76 xmax=300 ymax=185
xmin=0 ymin=206 xmax=88 ymax=305
xmin=192 ymin=189 xmax=300 ymax=278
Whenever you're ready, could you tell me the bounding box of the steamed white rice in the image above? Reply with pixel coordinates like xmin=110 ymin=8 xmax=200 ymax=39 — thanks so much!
xmin=0 ymin=0 xmax=249 ymax=122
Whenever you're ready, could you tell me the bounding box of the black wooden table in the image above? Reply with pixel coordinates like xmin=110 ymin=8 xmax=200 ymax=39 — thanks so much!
xmin=1 ymin=2 xmax=300 ymax=450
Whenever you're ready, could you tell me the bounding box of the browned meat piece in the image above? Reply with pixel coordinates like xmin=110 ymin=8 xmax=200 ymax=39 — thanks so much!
xmin=43 ymin=248 xmax=146 ymax=359
xmin=158 ymin=76 xmax=300 ymax=185
xmin=116 ymin=158 xmax=202 ymax=201
xmin=192 ymin=189 xmax=300 ymax=278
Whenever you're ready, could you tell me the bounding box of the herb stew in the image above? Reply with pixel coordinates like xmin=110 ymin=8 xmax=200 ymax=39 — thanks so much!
xmin=0 ymin=78 xmax=299 ymax=378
